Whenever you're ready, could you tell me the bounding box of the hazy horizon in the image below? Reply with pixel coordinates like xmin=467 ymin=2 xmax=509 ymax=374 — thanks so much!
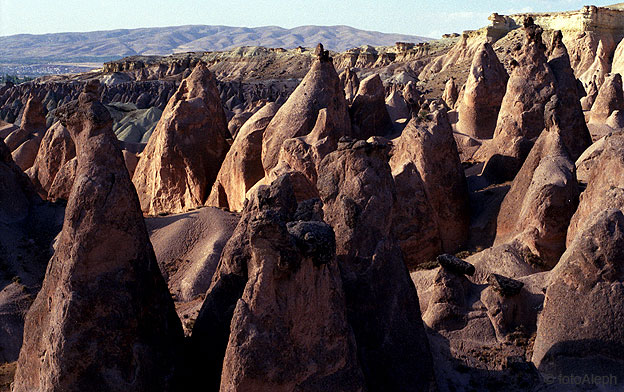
xmin=0 ymin=0 xmax=618 ymax=39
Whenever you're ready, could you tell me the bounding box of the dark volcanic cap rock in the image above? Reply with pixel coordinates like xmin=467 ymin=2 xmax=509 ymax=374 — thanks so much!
xmin=11 ymin=81 xmax=184 ymax=392
xmin=487 ymin=273 xmax=524 ymax=296
xmin=437 ymin=254 xmax=475 ymax=276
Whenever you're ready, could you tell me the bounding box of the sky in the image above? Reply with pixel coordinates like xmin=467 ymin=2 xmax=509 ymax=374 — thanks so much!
xmin=0 ymin=0 xmax=619 ymax=38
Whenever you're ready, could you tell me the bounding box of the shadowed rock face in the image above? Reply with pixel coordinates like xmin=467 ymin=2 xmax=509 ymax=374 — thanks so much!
xmin=349 ymin=74 xmax=393 ymax=139
xmin=456 ymin=41 xmax=509 ymax=139
xmin=192 ymin=174 xmax=364 ymax=391
xmin=20 ymin=93 xmax=46 ymax=134
xmin=132 ymin=62 xmax=229 ymax=215
xmin=390 ymin=111 xmax=470 ymax=262
xmin=12 ymin=81 xmax=184 ymax=392
xmin=532 ymin=209 xmax=624 ymax=380
xmin=589 ymin=73 xmax=624 ymax=124
xmin=317 ymin=140 xmax=436 ymax=391
xmin=261 ymin=54 xmax=351 ymax=175
xmin=206 ymin=102 xmax=280 ymax=212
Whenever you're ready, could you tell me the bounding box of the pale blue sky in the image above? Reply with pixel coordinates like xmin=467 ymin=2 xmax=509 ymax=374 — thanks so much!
xmin=0 ymin=0 xmax=617 ymax=38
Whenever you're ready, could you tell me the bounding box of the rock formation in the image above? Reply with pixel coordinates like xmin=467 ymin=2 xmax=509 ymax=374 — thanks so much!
xmin=455 ymin=42 xmax=509 ymax=139
xmin=402 ymin=81 xmax=423 ymax=115
xmin=532 ymin=209 xmax=624 ymax=380
xmin=441 ymin=77 xmax=459 ymax=108
xmin=47 ymin=156 xmax=77 ymax=201
xmin=390 ymin=110 xmax=470 ymax=262
xmin=494 ymin=106 xmax=579 ymax=268
xmin=611 ymin=36 xmax=624 ymax=78
xmin=26 ymin=121 xmax=76 ymax=198
xmin=589 ymin=73 xmax=624 ymax=124
xmin=476 ymin=22 xmax=556 ymax=181
xmin=385 ymin=90 xmax=409 ymax=122
xmin=580 ymin=75 xmax=599 ymax=111
xmin=567 ymin=132 xmax=624 ymax=246
xmin=261 ymin=46 xmax=351 ymax=175
xmin=132 ymin=62 xmax=229 ymax=215
xmin=12 ymin=81 xmax=184 ymax=392
xmin=317 ymin=139 xmax=436 ymax=391
xmin=349 ymin=74 xmax=393 ymax=139
xmin=339 ymin=67 xmax=360 ymax=103
xmin=19 ymin=93 xmax=46 ymax=134
xmin=206 ymin=102 xmax=280 ymax=211
xmin=193 ymin=174 xmax=365 ymax=391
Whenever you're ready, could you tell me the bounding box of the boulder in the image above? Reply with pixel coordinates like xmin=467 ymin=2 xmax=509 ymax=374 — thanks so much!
xmin=262 ymin=51 xmax=351 ymax=174
xmin=589 ymin=73 xmax=624 ymax=124
xmin=12 ymin=81 xmax=184 ymax=392
xmin=206 ymin=102 xmax=279 ymax=211
xmin=455 ymin=41 xmax=509 ymax=139
xmin=349 ymin=74 xmax=393 ymax=139
xmin=317 ymin=140 xmax=436 ymax=391
xmin=132 ymin=62 xmax=229 ymax=215
xmin=532 ymin=209 xmax=624 ymax=380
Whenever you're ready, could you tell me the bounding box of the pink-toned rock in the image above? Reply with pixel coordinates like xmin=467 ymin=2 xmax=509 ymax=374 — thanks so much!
xmin=206 ymin=102 xmax=280 ymax=211
xmin=402 ymin=80 xmax=423 ymax=115
xmin=11 ymin=135 xmax=42 ymax=171
xmin=532 ymin=209 xmax=624 ymax=380
xmin=385 ymin=90 xmax=410 ymax=122
xmin=475 ymin=23 xmax=557 ymax=181
xmin=0 ymin=120 xmax=19 ymax=139
xmin=567 ymin=132 xmax=624 ymax=246
xmin=227 ymin=111 xmax=252 ymax=139
xmin=48 ymin=156 xmax=77 ymax=201
xmin=456 ymin=41 xmax=509 ymax=139
xmin=132 ymin=62 xmax=229 ymax=215
xmin=123 ymin=149 xmax=139 ymax=177
xmin=262 ymin=51 xmax=351 ymax=174
xmin=494 ymin=109 xmax=579 ymax=268
xmin=390 ymin=110 xmax=470 ymax=258
xmin=3 ymin=127 xmax=29 ymax=151
xmin=12 ymin=81 xmax=184 ymax=392
xmin=589 ymin=73 xmax=624 ymax=124
xmin=220 ymin=217 xmax=364 ymax=392
xmin=19 ymin=93 xmax=46 ymax=134
xmin=317 ymin=139 xmax=436 ymax=391
xmin=580 ymin=75 xmax=598 ymax=111
xmin=339 ymin=67 xmax=360 ymax=103
xmin=26 ymin=121 xmax=75 ymax=198
xmin=441 ymin=77 xmax=459 ymax=109
xmin=349 ymin=73 xmax=393 ymax=138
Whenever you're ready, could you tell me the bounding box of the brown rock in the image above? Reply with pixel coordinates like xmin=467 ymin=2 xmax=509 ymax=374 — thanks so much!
xmin=390 ymin=111 xmax=470 ymax=256
xmin=589 ymin=73 xmax=624 ymax=124
xmin=261 ymin=57 xmax=351 ymax=174
xmin=437 ymin=254 xmax=475 ymax=276
xmin=546 ymin=31 xmax=593 ymax=160
xmin=47 ymin=156 xmax=77 ymax=201
xmin=220 ymin=217 xmax=365 ymax=392
xmin=441 ymin=77 xmax=459 ymax=109
xmin=12 ymin=82 xmax=183 ymax=392
xmin=486 ymin=273 xmax=524 ymax=297
xmin=339 ymin=67 xmax=360 ymax=103
xmin=455 ymin=41 xmax=509 ymax=139
xmin=11 ymin=135 xmax=42 ymax=171
xmin=349 ymin=74 xmax=393 ymax=139
xmin=3 ymin=128 xmax=29 ymax=151
xmin=494 ymin=106 xmax=580 ymax=268
xmin=317 ymin=141 xmax=436 ymax=391
xmin=532 ymin=209 xmax=624 ymax=379
xmin=402 ymin=80 xmax=423 ymax=115
xmin=577 ymin=35 xmax=614 ymax=88
xmin=580 ymin=75 xmax=598 ymax=111
xmin=0 ymin=120 xmax=19 ymax=139
xmin=191 ymin=174 xmax=299 ymax=390
xmin=567 ymin=132 xmax=624 ymax=245
xmin=227 ymin=111 xmax=252 ymax=139
xmin=385 ymin=90 xmax=409 ymax=122
xmin=26 ymin=121 xmax=75 ymax=198
xmin=206 ymin=102 xmax=280 ymax=211
xmin=19 ymin=93 xmax=46 ymax=134
xmin=475 ymin=24 xmax=557 ymax=181
xmin=132 ymin=62 xmax=229 ymax=215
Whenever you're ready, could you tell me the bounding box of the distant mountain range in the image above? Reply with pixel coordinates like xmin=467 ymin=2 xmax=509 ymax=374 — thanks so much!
xmin=0 ymin=25 xmax=431 ymax=64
